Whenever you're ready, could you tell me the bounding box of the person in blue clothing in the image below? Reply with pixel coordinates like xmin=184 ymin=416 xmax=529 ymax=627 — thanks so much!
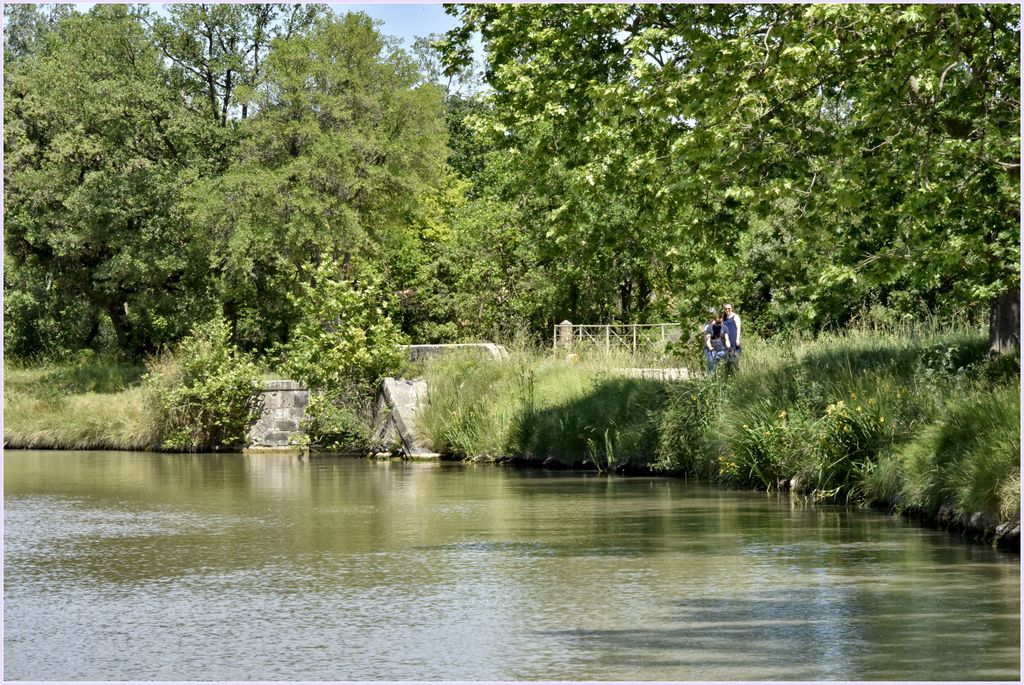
xmin=703 ymin=310 xmax=732 ymax=373
xmin=721 ymin=302 xmax=742 ymax=370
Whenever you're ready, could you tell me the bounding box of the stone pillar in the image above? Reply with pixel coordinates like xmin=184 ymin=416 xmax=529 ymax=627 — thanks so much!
xmin=557 ymin=320 xmax=574 ymax=349
xmin=246 ymin=380 xmax=309 ymax=450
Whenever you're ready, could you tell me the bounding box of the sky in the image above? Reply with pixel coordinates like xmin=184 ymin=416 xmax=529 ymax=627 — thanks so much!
xmin=70 ymin=2 xmax=466 ymax=53
xmin=338 ymin=3 xmax=460 ymax=48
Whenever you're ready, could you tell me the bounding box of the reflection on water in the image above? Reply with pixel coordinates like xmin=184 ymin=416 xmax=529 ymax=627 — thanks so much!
xmin=4 ymin=451 xmax=1020 ymax=680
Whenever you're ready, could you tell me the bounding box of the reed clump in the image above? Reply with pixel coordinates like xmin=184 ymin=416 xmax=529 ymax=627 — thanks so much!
xmin=655 ymin=326 xmax=1019 ymax=537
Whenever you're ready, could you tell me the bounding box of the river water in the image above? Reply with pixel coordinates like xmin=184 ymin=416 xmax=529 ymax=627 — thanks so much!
xmin=3 ymin=450 xmax=1019 ymax=681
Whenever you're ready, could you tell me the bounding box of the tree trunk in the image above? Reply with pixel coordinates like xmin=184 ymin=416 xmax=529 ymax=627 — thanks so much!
xmin=988 ymin=287 xmax=1020 ymax=357
xmin=222 ymin=297 xmax=238 ymax=344
xmin=83 ymin=313 xmax=101 ymax=348
xmin=637 ymin=271 xmax=651 ymax=313
xmin=221 ymin=68 xmax=232 ymax=127
xmin=107 ymin=302 xmax=133 ymax=354
xmin=620 ymin=277 xmax=633 ymax=317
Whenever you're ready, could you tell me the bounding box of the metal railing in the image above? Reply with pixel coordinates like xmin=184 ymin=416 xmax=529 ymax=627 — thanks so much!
xmin=552 ymin=321 xmax=683 ymax=353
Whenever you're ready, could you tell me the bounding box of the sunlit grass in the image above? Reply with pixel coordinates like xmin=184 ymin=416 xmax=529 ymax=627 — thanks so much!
xmin=418 ymin=347 xmax=669 ymax=466
xmin=873 ymin=384 xmax=1021 ymax=523
xmin=4 ymin=357 xmax=156 ymax=450
xmin=422 ymin=324 xmax=1020 ymax=534
xmin=4 ymin=386 xmax=159 ymax=450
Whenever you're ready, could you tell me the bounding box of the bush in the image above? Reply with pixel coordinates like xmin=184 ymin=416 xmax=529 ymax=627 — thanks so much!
xmin=723 ymin=402 xmax=819 ymax=490
xmin=278 ymin=263 xmax=407 ymax=392
xmin=146 ymin=319 xmax=260 ymax=451
xmin=299 ymin=392 xmax=373 ymax=453
xmin=277 ymin=262 xmax=408 ymax=450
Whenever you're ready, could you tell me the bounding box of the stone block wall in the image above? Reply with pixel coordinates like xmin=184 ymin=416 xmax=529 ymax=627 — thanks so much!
xmin=371 ymin=377 xmax=439 ymax=458
xmin=401 ymin=343 xmax=509 ymax=362
xmin=247 ymin=380 xmax=309 ymax=448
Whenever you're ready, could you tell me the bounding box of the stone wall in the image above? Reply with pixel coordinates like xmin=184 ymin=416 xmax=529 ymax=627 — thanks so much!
xmin=371 ymin=378 xmax=439 ymax=459
xmin=401 ymin=343 xmax=509 ymax=362
xmin=247 ymin=380 xmax=309 ymax=449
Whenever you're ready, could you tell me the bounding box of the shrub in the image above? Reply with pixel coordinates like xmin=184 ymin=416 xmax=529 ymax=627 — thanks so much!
xmin=278 ymin=262 xmax=407 ymax=393
xmin=717 ymin=401 xmax=819 ymax=490
xmin=298 ymin=392 xmax=372 ymax=452
xmin=146 ymin=319 xmax=260 ymax=451
xmin=276 ymin=262 xmax=408 ymax=450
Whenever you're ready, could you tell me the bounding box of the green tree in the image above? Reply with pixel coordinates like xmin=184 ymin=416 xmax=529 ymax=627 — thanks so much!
xmin=187 ymin=12 xmax=449 ymax=350
xmin=4 ymin=5 xmax=218 ymax=355
xmin=145 ymin=3 xmax=326 ymax=126
xmin=443 ymin=4 xmax=1020 ymax=345
xmin=442 ymin=5 xmax=686 ymax=326
xmin=2 ymin=3 xmax=74 ymax=61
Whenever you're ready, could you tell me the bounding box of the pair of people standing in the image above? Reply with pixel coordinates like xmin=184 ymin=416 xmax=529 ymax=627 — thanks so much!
xmin=703 ymin=303 xmax=742 ymax=373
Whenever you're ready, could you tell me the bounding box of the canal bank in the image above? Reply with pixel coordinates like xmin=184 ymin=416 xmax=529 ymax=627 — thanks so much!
xmin=5 ymin=329 xmax=1020 ymax=551
xmin=409 ymin=333 xmax=1020 ymax=552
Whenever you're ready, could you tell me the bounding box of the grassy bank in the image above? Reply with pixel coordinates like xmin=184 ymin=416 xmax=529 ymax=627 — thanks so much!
xmin=418 ymin=329 xmax=1020 ymax=544
xmin=418 ymin=348 xmax=670 ymax=471
xmin=6 ymin=327 xmax=1019 ymax=546
xmin=662 ymin=329 xmax=1020 ymax=539
xmin=4 ymin=358 xmax=158 ymax=450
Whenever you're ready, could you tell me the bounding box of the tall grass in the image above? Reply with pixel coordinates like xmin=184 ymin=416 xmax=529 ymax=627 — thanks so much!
xmin=3 ymin=387 xmax=160 ymax=450
xmin=421 ymin=325 xmax=1019 ymax=537
xmin=4 ymin=357 xmax=157 ymax=450
xmin=865 ymin=384 xmax=1021 ymax=524
xmin=656 ymin=325 xmax=1020 ymax=535
xmin=418 ymin=347 xmax=669 ymax=468
xmin=417 ymin=352 xmax=534 ymax=457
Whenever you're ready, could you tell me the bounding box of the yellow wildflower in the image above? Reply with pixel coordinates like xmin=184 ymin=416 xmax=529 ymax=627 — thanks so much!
xmin=868 ymin=398 xmax=876 ymax=406
xmin=850 ymin=392 xmax=857 ymax=400
xmin=856 ymin=405 xmax=862 ymax=412
xmin=778 ymin=410 xmax=787 ymax=419
xmin=879 ymin=417 xmax=885 ymax=424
